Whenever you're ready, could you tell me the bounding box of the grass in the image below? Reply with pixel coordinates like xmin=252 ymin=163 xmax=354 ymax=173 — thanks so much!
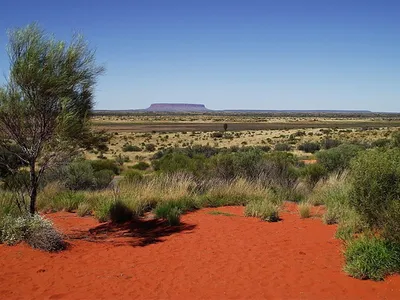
xmin=154 ymin=202 xmax=182 ymax=225
xmin=344 ymin=236 xmax=400 ymax=281
xmin=298 ymin=202 xmax=311 ymax=219
xmin=208 ymin=210 xmax=236 ymax=217
xmin=244 ymin=196 xmax=281 ymax=222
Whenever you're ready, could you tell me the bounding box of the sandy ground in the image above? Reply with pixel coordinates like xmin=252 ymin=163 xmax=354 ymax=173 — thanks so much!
xmin=1 ymin=203 xmax=399 ymax=299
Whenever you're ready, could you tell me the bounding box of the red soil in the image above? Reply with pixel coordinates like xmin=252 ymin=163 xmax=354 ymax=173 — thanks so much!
xmin=1 ymin=203 xmax=399 ymax=300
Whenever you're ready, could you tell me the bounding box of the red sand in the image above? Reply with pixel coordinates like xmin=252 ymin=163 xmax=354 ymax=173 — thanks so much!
xmin=1 ymin=203 xmax=399 ymax=300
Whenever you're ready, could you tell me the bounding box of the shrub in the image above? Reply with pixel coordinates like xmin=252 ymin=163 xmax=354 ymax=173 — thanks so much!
xmin=350 ymin=149 xmax=400 ymax=242
xmin=145 ymin=143 xmax=156 ymax=152
xmin=316 ymin=144 xmax=363 ymax=173
xmin=123 ymin=170 xmax=144 ymax=184
xmin=344 ymin=236 xmax=400 ymax=281
xmin=298 ymin=142 xmax=320 ymax=153
xmin=301 ymin=163 xmax=327 ymax=188
xmin=321 ymin=138 xmax=341 ymax=150
xmin=90 ymin=159 xmax=120 ymax=175
xmin=77 ymin=202 xmax=92 ymax=217
xmin=211 ymin=132 xmax=223 ymax=138
xmin=122 ymin=144 xmax=142 ymax=152
xmin=371 ymin=138 xmax=391 ymax=148
xmin=109 ymin=200 xmax=133 ymax=223
xmin=93 ymin=197 xmax=113 ymax=222
xmin=274 ymin=143 xmax=291 ymax=152
xmin=244 ymin=199 xmax=280 ymax=222
xmin=0 ymin=214 xmax=65 ymax=251
xmin=94 ymin=169 xmax=114 ymax=189
xmin=131 ymin=161 xmax=150 ymax=171
xmin=154 ymin=202 xmax=182 ymax=225
xmin=298 ymin=202 xmax=311 ymax=218
xmin=65 ymin=161 xmax=95 ymax=190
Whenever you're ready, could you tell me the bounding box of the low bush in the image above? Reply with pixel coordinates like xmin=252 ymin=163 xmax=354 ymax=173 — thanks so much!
xmin=65 ymin=160 xmax=95 ymax=190
xmin=122 ymin=144 xmax=142 ymax=152
xmin=350 ymin=149 xmax=400 ymax=242
xmin=109 ymin=200 xmax=133 ymax=223
xmin=90 ymin=159 xmax=120 ymax=175
xmin=321 ymin=138 xmax=341 ymax=150
xmin=154 ymin=202 xmax=182 ymax=225
xmin=300 ymin=163 xmax=327 ymax=188
xmin=298 ymin=142 xmax=320 ymax=153
xmin=274 ymin=143 xmax=291 ymax=152
xmin=131 ymin=161 xmax=150 ymax=171
xmin=298 ymin=202 xmax=311 ymax=218
xmin=94 ymin=170 xmax=114 ymax=189
xmin=244 ymin=200 xmax=280 ymax=222
xmin=344 ymin=236 xmax=400 ymax=281
xmin=0 ymin=214 xmax=65 ymax=251
xmin=77 ymin=202 xmax=92 ymax=217
xmin=123 ymin=170 xmax=144 ymax=184
xmin=316 ymin=144 xmax=363 ymax=173
xmin=145 ymin=143 xmax=156 ymax=152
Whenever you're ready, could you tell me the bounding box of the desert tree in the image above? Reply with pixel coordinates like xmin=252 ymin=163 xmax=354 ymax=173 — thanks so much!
xmin=223 ymin=123 xmax=228 ymax=131
xmin=0 ymin=23 xmax=104 ymax=214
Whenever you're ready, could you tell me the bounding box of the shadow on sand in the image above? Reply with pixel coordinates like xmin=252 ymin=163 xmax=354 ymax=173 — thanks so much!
xmin=67 ymin=218 xmax=196 ymax=247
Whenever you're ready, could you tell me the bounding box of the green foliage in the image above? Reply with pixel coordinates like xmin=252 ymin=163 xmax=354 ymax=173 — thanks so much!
xmin=350 ymin=149 xmax=400 ymax=242
xmin=0 ymin=23 xmax=104 ymax=214
xmin=77 ymin=202 xmax=92 ymax=217
xmin=90 ymin=159 xmax=120 ymax=175
xmin=298 ymin=142 xmax=320 ymax=153
xmin=109 ymin=200 xmax=133 ymax=223
xmin=316 ymin=144 xmax=363 ymax=173
xmin=391 ymin=131 xmax=400 ymax=147
xmin=0 ymin=214 xmax=65 ymax=251
xmin=122 ymin=144 xmax=142 ymax=152
xmin=321 ymin=138 xmax=341 ymax=149
xmin=65 ymin=161 xmax=95 ymax=190
xmin=300 ymin=163 xmax=327 ymax=187
xmin=93 ymin=170 xmax=114 ymax=189
xmin=131 ymin=161 xmax=150 ymax=171
xmin=94 ymin=197 xmax=114 ymax=222
xmin=244 ymin=200 xmax=280 ymax=222
xmin=208 ymin=210 xmax=235 ymax=217
xmin=371 ymin=138 xmax=391 ymax=148
xmin=274 ymin=143 xmax=292 ymax=151
xmin=145 ymin=143 xmax=156 ymax=152
xmin=154 ymin=202 xmax=182 ymax=225
xmin=123 ymin=170 xmax=144 ymax=184
xmin=344 ymin=236 xmax=400 ymax=281
xmin=298 ymin=202 xmax=311 ymax=218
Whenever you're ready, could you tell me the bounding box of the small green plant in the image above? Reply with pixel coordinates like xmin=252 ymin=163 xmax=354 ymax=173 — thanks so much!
xmin=131 ymin=161 xmax=150 ymax=171
xmin=0 ymin=214 xmax=65 ymax=252
xmin=344 ymin=236 xmax=400 ymax=281
xmin=154 ymin=202 xmax=182 ymax=225
xmin=94 ymin=198 xmax=114 ymax=222
xmin=244 ymin=200 xmax=280 ymax=222
xmin=77 ymin=202 xmax=92 ymax=217
xmin=122 ymin=144 xmax=142 ymax=152
xmin=109 ymin=200 xmax=133 ymax=223
xmin=123 ymin=170 xmax=144 ymax=184
xmin=208 ymin=210 xmax=235 ymax=217
xmin=298 ymin=202 xmax=311 ymax=218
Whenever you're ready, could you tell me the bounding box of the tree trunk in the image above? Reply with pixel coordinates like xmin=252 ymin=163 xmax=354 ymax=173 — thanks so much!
xmin=29 ymin=162 xmax=38 ymax=215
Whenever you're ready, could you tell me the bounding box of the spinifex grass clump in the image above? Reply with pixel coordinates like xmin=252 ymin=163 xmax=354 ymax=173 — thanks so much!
xmin=154 ymin=202 xmax=182 ymax=226
xmin=298 ymin=202 xmax=311 ymax=219
xmin=344 ymin=236 xmax=400 ymax=281
xmin=0 ymin=214 xmax=65 ymax=252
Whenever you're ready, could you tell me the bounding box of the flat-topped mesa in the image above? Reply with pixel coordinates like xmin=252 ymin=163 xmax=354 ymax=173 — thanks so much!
xmin=146 ymin=103 xmax=209 ymax=112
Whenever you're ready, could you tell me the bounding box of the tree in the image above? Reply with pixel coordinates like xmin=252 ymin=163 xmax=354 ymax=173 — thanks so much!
xmin=0 ymin=24 xmax=104 ymax=214
xmin=223 ymin=123 xmax=228 ymax=131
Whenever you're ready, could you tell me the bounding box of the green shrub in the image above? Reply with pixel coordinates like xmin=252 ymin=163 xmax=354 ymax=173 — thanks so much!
xmin=2 ymin=170 xmax=30 ymax=191
xmin=65 ymin=161 xmax=95 ymax=190
xmin=371 ymin=138 xmax=391 ymax=148
xmin=109 ymin=200 xmax=133 ymax=223
xmin=298 ymin=202 xmax=311 ymax=218
xmin=321 ymin=138 xmax=341 ymax=149
xmin=211 ymin=132 xmax=223 ymax=138
xmin=90 ymin=159 xmax=120 ymax=175
xmin=77 ymin=202 xmax=92 ymax=217
xmin=316 ymin=144 xmax=363 ymax=173
xmin=122 ymin=144 xmax=142 ymax=152
xmin=93 ymin=169 xmax=114 ymax=189
xmin=145 ymin=143 xmax=156 ymax=152
xmin=350 ymin=149 xmax=400 ymax=242
xmin=298 ymin=142 xmax=320 ymax=153
xmin=301 ymin=163 xmax=327 ymax=188
xmin=0 ymin=214 xmax=65 ymax=251
xmin=131 ymin=161 xmax=150 ymax=170
xmin=94 ymin=198 xmax=113 ymax=222
xmin=43 ymin=191 xmax=86 ymax=212
xmin=274 ymin=143 xmax=291 ymax=152
xmin=344 ymin=236 xmax=400 ymax=281
xmin=154 ymin=202 xmax=182 ymax=225
xmin=123 ymin=170 xmax=144 ymax=184
xmin=244 ymin=200 xmax=280 ymax=222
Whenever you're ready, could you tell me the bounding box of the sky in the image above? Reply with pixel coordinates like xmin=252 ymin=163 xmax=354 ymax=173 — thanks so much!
xmin=0 ymin=0 xmax=399 ymax=112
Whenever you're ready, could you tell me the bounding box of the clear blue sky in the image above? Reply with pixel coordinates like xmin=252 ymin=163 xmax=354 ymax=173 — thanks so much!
xmin=1 ymin=0 xmax=399 ymax=111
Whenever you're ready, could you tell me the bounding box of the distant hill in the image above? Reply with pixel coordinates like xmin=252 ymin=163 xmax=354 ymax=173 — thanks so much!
xmin=145 ymin=103 xmax=210 ymax=112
